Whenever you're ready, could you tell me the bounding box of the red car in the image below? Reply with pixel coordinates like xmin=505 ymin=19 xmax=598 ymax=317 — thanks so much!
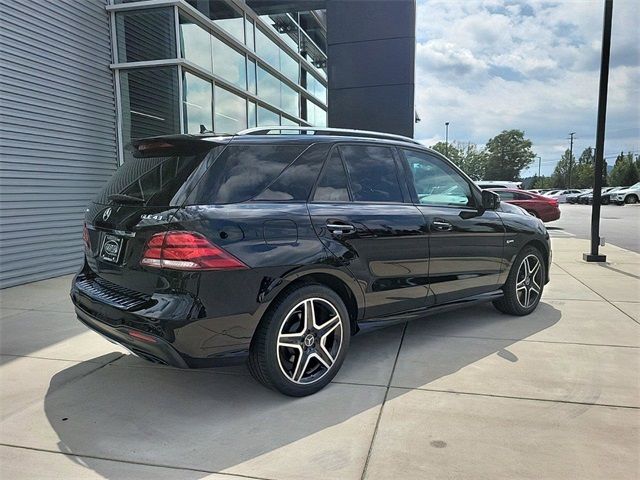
xmin=490 ymin=189 xmax=561 ymax=222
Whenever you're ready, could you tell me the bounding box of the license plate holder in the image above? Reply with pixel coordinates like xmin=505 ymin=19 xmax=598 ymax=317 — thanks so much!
xmin=100 ymin=234 xmax=124 ymax=264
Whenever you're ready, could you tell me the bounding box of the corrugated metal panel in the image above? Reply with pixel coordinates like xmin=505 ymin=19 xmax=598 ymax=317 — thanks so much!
xmin=0 ymin=0 xmax=117 ymax=288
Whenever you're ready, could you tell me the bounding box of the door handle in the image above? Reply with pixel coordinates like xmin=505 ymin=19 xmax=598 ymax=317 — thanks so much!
xmin=326 ymin=222 xmax=355 ymax=235
xmin=432 ymin=219 xmax=453 ymax=232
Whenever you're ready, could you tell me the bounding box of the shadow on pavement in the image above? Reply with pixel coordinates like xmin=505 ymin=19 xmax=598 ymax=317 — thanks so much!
xmin=43 ymin=302 xmax=561 ymax=477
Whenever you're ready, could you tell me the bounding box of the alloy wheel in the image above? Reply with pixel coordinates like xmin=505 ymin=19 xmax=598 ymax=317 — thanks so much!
xmin=515 ymin=254 xmax=542 ymax=308
xmin=276 ymin=298 xmax=343 ymax=384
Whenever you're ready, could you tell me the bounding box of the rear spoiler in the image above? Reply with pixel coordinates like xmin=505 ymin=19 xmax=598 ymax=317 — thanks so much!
xmin=129 ymin=134 xmax=233 ymax=157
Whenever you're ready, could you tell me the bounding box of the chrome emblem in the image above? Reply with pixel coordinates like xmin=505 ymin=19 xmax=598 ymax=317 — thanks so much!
xmin=103 ymin=240 xmax=119 ymax=255
xmin=304 ymin=334 xmax=315 ymax=347
xmin=102 ymin=207 xmax=112 ymax=221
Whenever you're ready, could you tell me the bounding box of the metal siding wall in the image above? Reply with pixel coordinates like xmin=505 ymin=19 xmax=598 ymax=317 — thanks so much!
xmin=0 ymin=0 xmax=117 ymax=288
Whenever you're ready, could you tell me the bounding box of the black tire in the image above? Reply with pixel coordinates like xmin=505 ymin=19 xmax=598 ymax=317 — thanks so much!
xmin=248 ymin=284 xmax=351 ymax=396
xmin=625 ymin=194 xmax=638 ymax=204
xmin=601 ymin=197 xmax=610 ymax=205
xmin=493 ymin=246 xmax=545 ymax=316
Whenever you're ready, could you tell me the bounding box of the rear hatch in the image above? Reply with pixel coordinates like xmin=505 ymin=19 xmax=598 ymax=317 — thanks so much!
xmin=84 ymin=136 xmax=229 ymax=294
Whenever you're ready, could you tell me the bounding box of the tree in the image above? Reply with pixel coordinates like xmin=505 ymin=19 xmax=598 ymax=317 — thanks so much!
xmin=484 ymin=130 xmax=536 ymax=181
xmin=550 ymin=149 xmax=575 ymax=188
xmin=531 ymin=175 xmax=553 ymax=189
xmin=609 ymin=152 xmax=640 ymax=186
xmin=573 ymin=147 xmax=595 ymax=188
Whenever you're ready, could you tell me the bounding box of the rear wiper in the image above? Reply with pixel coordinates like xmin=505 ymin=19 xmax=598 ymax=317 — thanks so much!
xmin=108 ymin=193 xmax=144 ymax=205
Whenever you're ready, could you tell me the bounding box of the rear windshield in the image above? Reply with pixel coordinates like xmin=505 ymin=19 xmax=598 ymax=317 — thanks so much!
xmin=185 ymin=144 xmax=309 ymax=205
xmin=93 ymin=144 xmax=222 ymax=207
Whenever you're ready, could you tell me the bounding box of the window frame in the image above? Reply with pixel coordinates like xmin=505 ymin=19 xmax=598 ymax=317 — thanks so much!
xmin=398 ymin=147 xmax=483 ymax=210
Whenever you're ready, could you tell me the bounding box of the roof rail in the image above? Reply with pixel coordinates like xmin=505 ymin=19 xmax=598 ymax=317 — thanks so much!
xmin=236 ymin=126 xmax=422 ymax=145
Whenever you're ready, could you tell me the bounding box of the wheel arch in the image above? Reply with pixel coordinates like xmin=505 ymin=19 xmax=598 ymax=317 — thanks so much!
xmin=523 ymin=239 xmax=550 ymax=283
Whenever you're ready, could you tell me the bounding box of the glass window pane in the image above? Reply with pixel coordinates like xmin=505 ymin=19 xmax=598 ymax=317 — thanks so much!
xmin=185 ymin=0 xmax=244 ymax=42
xmin=248 ymin=101 xmax=257 ymax=128
xmin=403 ymin=150 xmax=474 ymax=207
xmin=257 ymin=66 xmax=280 ymax=108
xmin=212 ymin=37 xmax=247 ymax=89
xmin=247 ymin=59 xmax=257 ymax=94
xmin=280 ymin=51 xmax=299 ymax=84
xmin=214 ymin=86 xmax=247 ymax=133
xmin=255 ymin=28 xmax=280 ymax=67
xmin=280 ymin=117 xmax=298 ymax=126
xmin=179 ymin=16 xmax=212 ymax=73
xmin=306 ymin=71 xmax=326 ymax=104
xmin=258 ymin=106 xmax=279 ymax=126
xmin=341 ymin=146 xmax=403 ymax=202
xmin=116 ymin=8 xmax=176 ymax=63
xmin=314 ymin=149 xmax=349 ymax=202
xmin=183 ymin=72 xmax=212 ymax=134
xmin=256 ymin=143 xmax=329 ymax=201
xmin=245 ymin=18 xmax=255 ymax=50
xmin=306 ymin=102 xmax=326 ymax=127
xmin=120 ymin=67 xmax=179 ymax=144
xmin=258 ymin=13 xmax=299 ymax=51
xmin=280 ymin=82 xmax=299 ymax=118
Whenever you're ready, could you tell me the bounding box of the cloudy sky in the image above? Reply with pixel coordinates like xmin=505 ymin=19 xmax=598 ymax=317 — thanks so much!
xmin=414 ymin=0 xmax=639 ymax=176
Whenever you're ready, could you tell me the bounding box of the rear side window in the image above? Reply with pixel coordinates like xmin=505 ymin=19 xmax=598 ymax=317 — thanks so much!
xmin=186 ymin=144 xmax=308 ymax=204
xmin=497 ymin=191 xmax=516 ymax=200
xmin=339 ymin=145 xmax=403 ymax=202
xmin=313 ymin=149 xmax=350 ymax=202
xmin=255 ymin=143 xmax=330 ymax=201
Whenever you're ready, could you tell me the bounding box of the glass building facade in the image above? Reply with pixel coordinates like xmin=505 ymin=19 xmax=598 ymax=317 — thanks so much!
xmin=110 ymin=0 xmax=328 ymax=161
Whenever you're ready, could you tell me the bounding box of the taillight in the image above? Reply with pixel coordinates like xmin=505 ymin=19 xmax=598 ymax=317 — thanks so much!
xmin=548 ymin=199 xmax=559 ymax=206
xmin=83 ymin=223 xmax=91 ymax=251
xmin=140 ymin=231 xmax=248 ymax=271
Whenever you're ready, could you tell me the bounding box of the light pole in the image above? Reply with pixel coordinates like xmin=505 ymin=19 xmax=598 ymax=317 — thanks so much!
xmin=584 ymin=0 xmax=612 ymax=263
xmin=537 ymin=156 xmax=542 ymax=179
xmin=445 ymin=122 xmax=450 ymax=157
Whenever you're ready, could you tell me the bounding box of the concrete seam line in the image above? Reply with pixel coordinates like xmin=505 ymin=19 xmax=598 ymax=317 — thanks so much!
xmin=415 ymin=334 xmax=640 ymax=349
xmin=389 ymin=386 xmax=640 ymax=410
xmin=360 ymin=321 xmax=408 ymax=480
xmin=555 ymin=263 xmax=640 ymax=326
xmin=0 ymin=444 xmax=273 ymax=480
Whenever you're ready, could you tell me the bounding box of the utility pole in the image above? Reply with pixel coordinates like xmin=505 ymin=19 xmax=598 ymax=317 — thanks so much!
xmin=445 ymin=122 xmax=450 ymax=157
xmin=537 ymin=156 xmax=542 ymax=178
xmin=568 ymin=132 xmax=576 ymax=188
xmin=584 ymin=0 xmax=612 ymax=263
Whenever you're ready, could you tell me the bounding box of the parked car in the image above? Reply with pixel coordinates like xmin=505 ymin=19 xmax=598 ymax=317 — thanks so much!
xmin=598 ymin=186 xmax=627 ymax=205
xmin=544 ymin=189 xmax=584 ymax=203
xmin=566 ymin=190 xmax=592 ymax=204
xmin=490 ymin=188 xmax=560 ymax=222
xmin=613 ymin=182 xmax=640 ymax=205
xmin=476 ymin=180 xmax=522 ymax=189
xmin=70 ymin=127 xmax=551 ymax=397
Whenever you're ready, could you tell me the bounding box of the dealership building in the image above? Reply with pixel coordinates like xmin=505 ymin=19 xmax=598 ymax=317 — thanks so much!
xmin=0 ymin=0 xmax=415 ymax=288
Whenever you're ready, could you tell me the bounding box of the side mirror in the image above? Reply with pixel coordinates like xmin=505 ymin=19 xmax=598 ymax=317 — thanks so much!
xmin=482 ymin=190 xmax=500 ymax=210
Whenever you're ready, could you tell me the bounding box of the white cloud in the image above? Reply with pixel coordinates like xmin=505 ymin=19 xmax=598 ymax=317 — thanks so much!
xmin=415 ymin=0 xmax=640 ymax=176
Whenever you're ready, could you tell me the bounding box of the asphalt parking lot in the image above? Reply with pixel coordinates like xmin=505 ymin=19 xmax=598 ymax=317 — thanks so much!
xmin=548 ymin=203 xmax=640 ymax=252
xmin=1 ymin=236 xmax=638 ymax=479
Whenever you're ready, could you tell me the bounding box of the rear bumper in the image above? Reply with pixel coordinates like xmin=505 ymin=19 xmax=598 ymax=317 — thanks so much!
xmin=75 ymin=304 xmax=189 ymax=368
xmin=541 ymin=208 xmax=561 ymax=222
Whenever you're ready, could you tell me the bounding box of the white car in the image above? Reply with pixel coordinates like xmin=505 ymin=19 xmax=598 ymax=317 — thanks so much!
xmin=612 ymin=182 xmax=640 ymax=205
xmin=476 ymin=180 xmax=522 ymax=189
xmin=545 ymin=189 xmax=584 ymax=203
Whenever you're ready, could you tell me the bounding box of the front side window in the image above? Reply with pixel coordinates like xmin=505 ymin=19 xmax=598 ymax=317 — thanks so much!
xmin=403 ymin=150 xmax=474 ymax=207
xmin=340 ymin=145 xmax=403 ymax=202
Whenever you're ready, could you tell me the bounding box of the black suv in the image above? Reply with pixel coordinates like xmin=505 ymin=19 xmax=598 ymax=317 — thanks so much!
xmin=71 ymin=127 xmax=551 ymax=396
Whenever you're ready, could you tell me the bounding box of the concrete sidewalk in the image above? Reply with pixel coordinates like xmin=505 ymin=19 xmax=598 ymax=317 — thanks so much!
xmin=1 ymin=237 xmax=638 ymax=479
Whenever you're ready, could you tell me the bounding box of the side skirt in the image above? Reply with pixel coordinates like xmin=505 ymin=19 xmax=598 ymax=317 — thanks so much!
xmin=356 ymin=289 xmax=505 ymax=333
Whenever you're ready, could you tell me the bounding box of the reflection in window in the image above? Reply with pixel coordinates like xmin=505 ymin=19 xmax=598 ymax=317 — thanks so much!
xmin=258 ymin=106 xmax=279 ymax=126
xmin=280 ymin=117 xmax=298 ymax=126
xmin=340 ymin=146 xmax=403 ymax=202
xmin=120 ymin=67 xmax=180 ymax=144
xmin=304 ymin=100 xmax=326 ymax=127
xmin=245 ymin=18 xmax=255 ymax=50
xmin=255 ymin=27 xmax=299 ymax=84
xmin=214 ymin=86 xmax=246 ymax=133
xmin=280 ymin=51 xmax=299 ymax=84
xmin=257 ymin=66 xmax=280 ymax=108
xmin=280 ymin=82 xmax=299 ymax=118
xmin=116 ymin=8 xmax=176 ymax=63
xmin=185 ymin=0 xmax=245 ymax=43
xmin=248 ymin=101 xmax=257 ymax=128
xmin=179 ymin=16 xmax=212 ymax=72
xmin=304 ymin=70 xmax=326 ymax=103
xmin=183 ymin=72 xmax=212 ymax=134
xmin=247 ymin=59 xmax=257 ymax=94
xmin=259 ymin=13 xmax=299 ymax=52
xmin=212 ymin=36 xmax=246 ymax=89
xmin=314 ymin=149 xmax=349 ymax=202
